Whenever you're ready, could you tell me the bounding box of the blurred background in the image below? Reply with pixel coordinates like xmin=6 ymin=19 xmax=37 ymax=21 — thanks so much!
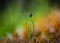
xmin=0 ymin=0 xmax=60 ymax=37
